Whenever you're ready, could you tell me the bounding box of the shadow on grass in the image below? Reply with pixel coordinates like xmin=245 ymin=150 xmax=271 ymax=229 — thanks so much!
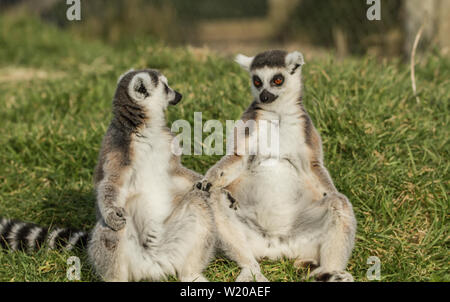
xmin=37 ymin=188 xmax=97 ymax=231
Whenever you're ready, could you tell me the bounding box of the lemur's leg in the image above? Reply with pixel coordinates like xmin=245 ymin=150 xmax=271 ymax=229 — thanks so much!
xmin=293 ymin=192 xmax=356 ymax=282
xmin=169 ymin=155 xmax=203 ymax=194
xmin=88 ymin=221 xmax=128 ymax=281
xmin=155 ymin=189 xmax=215 ymax=282
xmin=178 ymin=211 xmax=215 ymax=282
xmin=314 ymin=192 xmax=356 ymax=282
xmin=209 ymin=189 xmax=268 ymax=282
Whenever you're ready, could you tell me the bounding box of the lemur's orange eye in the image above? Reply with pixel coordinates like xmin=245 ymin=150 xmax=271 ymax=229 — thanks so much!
xmin=272 ymin=74 xmax=284 ymax=86
xmin=253 ymin=76 xmax=262 ymax=88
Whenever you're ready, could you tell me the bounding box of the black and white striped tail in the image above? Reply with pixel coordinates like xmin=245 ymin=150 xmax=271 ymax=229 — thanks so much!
xmin=0 ymin=217 xmax=88 ymax=252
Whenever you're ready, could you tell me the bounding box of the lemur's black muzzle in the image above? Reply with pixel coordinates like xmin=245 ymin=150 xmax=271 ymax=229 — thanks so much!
xmin=169 ymin=91 xmax=182 ymax=105
xmin=259 ymin=89 xmax=277 ymax=103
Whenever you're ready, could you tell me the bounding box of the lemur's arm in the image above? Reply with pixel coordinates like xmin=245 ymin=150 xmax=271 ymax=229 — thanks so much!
xmin=199 ymin=124 xmax=252 ymax=190
xmin=306 ymin=124 xmax=337 ymax=193
xmin=199 ymin=106 xmax=258 ymax=191
xmin=310 ymin=160 xmax=337 ymax=193
xmin=96 ymin=151 xmax=132 ymax=231
xmin=169 ymin=155 xmax=203 ymax=193
xmin=201 ymin=154 xmax=247 ymax=189
xmin=174 ymin=165 xmax=202 ymax=183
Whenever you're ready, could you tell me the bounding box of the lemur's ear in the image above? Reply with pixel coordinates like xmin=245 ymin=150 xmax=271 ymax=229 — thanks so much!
xmin=128 ymin=72 xmax=151 ymax=101
xmin=235 ymin=54 xmax=254 ymax=72
xmin=285 ymin=51 xmax=305 ymax=74
xmin=117 ymin=68 xmax=135 ymax=84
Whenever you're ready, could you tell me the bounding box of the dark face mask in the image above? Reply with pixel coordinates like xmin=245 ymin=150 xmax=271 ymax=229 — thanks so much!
xmin=259 ymin=89 xmax=277 ymax=103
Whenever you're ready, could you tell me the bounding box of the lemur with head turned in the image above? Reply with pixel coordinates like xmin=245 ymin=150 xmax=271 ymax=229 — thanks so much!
xmin=198 ymin=50 xmax=357 ymax=282
xmin=0 ymin=69 xmax=216 ymax=282
xmin=88 ymin=69 xmax=217 ymax=281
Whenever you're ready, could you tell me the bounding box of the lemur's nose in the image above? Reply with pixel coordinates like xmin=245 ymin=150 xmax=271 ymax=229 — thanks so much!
xmin=260 ymin=89 xmax=277 ymax=103
xmin=169 ymin=91 xmax=182 ymax=105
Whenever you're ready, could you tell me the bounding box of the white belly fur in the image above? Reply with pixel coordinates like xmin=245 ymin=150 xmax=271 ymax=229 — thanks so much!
xmin=232 ymin=156 xmax=325 ymax=260
xmin=241 ymin=160 xmax=300 ymax=232
xmin=120 ymin=134 xmax=185 ymax=279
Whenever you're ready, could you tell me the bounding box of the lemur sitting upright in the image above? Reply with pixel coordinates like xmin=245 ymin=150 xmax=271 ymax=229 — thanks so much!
xmin=1 ymin=69 xmax=216 ymax=282
xmin=198 ymin=50 xmax=357 ymax=282
xmin=88 ymin=69 xmax=217 ymax=282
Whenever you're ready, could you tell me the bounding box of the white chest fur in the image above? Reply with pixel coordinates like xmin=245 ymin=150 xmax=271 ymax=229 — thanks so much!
xmin=237 ymin=108 xmax=324 ymax=235
xmin=255 ymin=110 xmax=309 ymax=168
xmin=127 ymin=128 xmax=174 ymax=222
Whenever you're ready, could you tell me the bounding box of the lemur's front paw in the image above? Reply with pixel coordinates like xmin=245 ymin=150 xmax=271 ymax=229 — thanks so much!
xmin=141 ymin=231 xmax=157 ymax=249
xmin=196 ymin=168 xmax=226 ymax=192
xmin=104 ymin=206 xmax=127 ymax=231
xmin=223 ymin=189 xmax=239 ymax=210
xmin=196 ymin=179 xmax=212 ymax=192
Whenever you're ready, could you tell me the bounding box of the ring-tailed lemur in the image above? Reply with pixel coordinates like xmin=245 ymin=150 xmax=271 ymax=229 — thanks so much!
xmin=1 ymin=69 xmax=217 ymax=282
xmin=197 ymin=50 xmax=357 ymax=282
xmin=88 ymin=69 xmax=217 ymax=282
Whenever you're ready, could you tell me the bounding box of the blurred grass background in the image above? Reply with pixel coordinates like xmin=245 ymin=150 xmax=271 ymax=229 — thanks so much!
xmin=2 ymin=0 xmax=450 ymax=57
xmin=0 ymin=1 xmax=448 ymax=281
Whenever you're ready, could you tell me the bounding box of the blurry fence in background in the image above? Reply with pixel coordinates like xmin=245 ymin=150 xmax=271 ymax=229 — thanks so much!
xmin=1 ymin=0 xmax=449 ymax=58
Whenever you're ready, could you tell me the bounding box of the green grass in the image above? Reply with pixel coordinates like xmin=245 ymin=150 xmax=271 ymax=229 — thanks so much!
xmin=0 ymin=15 xmax=448 ymax=282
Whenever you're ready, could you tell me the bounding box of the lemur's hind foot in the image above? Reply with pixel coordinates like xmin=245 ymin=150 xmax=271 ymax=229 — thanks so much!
xmin=236 ymin=267 xmax=269 ymax=282
xmin=312 ymin=269 xmax=354 ymax=282
xmin=179 ymin=274 xmax=208 ymax=282
xmin=294 ymin=259 xmax=319 ymax=270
